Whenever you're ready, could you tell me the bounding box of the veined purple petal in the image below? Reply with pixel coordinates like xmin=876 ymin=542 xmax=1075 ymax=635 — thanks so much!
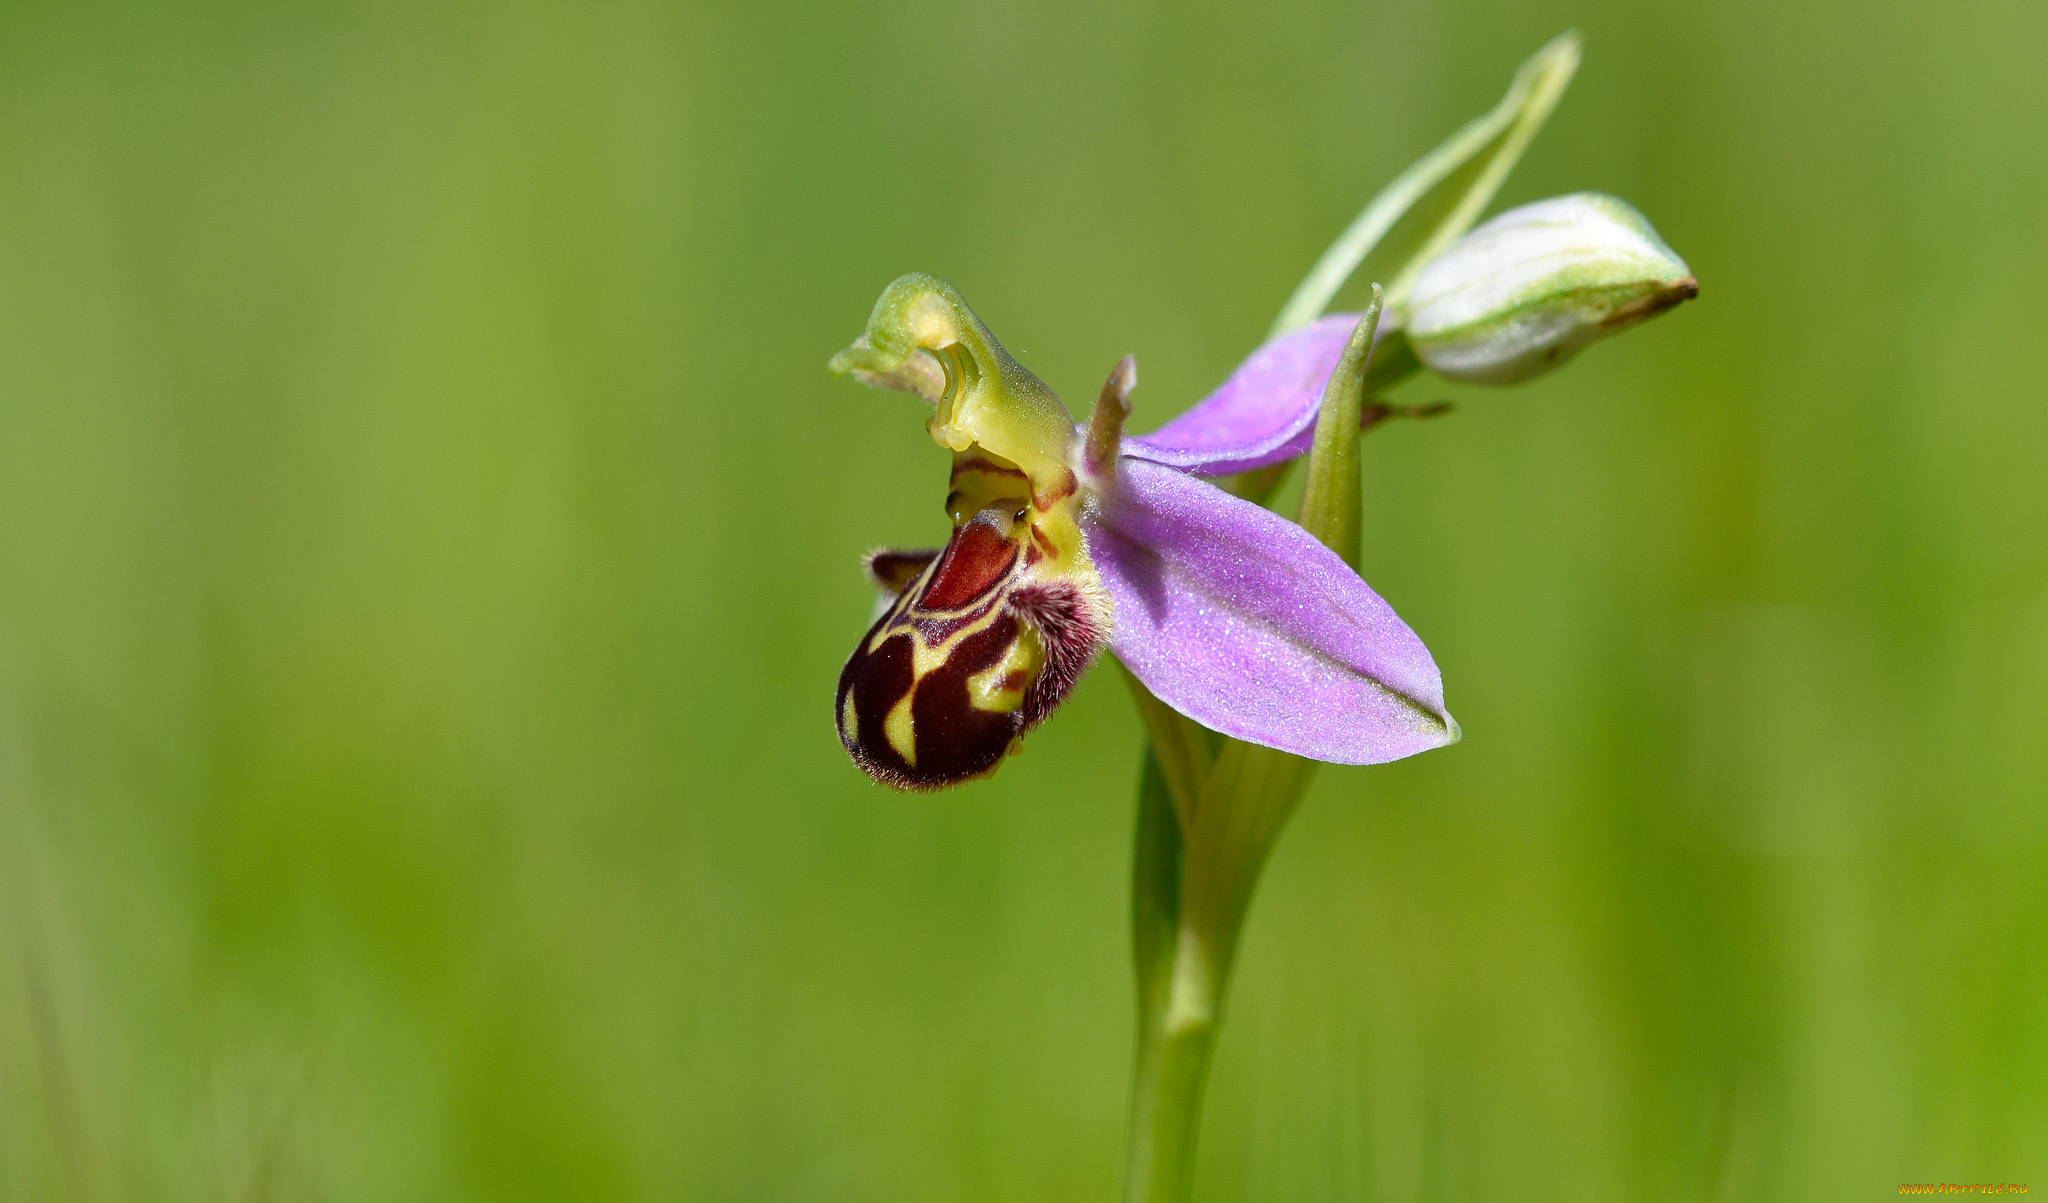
xmin=1088 ymin=458 xmax=1457 ymax=764
xmin=1121 ymin=314 xmax=1363 ymax=475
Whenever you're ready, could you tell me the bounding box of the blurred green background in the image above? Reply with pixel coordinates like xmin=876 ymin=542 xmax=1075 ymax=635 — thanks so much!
xmin=0 ymin=0 xmax=2043 ymax=1199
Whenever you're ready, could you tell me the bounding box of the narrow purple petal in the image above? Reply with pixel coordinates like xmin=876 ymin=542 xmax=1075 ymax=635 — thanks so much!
xmin=1121 ymin=313 xmax=1363 ymax=475
xmin=1088 ymin=458 xmax=1457 ymax=764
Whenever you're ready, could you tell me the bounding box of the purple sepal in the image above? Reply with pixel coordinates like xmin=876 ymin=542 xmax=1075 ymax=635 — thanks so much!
xmin=1121 ymin=314 xmax=1364 ymax=475
xmin=1088 ymin=458 xmax=1457 ymax=765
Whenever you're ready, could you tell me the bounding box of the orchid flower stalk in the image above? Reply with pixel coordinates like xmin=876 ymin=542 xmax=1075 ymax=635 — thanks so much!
xmin=825 ymin=32 xmax=1696 ymax=1203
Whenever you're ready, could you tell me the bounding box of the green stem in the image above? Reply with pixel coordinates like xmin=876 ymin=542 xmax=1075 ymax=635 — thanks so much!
xmin=1124 ymin=740 xmax=1321 ymax=1203
xmin=1122 ymin=861 xmax=1240 ymax=1203
xmin=1122 ymin=963 xmax=1216 ymax=1203
xmin=1129 ymin=746 xmax=1182 ymax=1045
xmin=1120 ymin=290 xmax=1385 ymax=1203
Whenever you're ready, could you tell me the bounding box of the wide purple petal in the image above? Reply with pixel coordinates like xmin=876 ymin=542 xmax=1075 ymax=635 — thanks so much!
xmin=1121 ymin=313 xmax=1364 ymax=475
xmin=1088 ymin=457 xmax=1457 ymax=765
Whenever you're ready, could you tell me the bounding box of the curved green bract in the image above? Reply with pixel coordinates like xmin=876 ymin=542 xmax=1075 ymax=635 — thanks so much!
xmin=1269 ymin=31 xmax=1581 ymax=335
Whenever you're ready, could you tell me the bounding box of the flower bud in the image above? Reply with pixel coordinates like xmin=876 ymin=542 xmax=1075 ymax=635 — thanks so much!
xmin=1403 ymin=192 xmax=1696 ymax=384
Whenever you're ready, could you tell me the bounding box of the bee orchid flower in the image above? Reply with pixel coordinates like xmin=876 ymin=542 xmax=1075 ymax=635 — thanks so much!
xmin=821 ymin=36 xmax=1703 ymax=1203
xmin=830 ymin=273 xmax=1457 ymax=790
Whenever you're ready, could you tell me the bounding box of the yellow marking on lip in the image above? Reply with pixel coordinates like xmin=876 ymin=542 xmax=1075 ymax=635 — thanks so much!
xmin=968 ymin=625 xmax=1041 ymax=714
xmin=898 ymin=601 xmax=1008 ymax=676
xmin=883 ymin=691 xmax=916 ymax=765
xmin=910 ymin=631 xmax=954 ymax=678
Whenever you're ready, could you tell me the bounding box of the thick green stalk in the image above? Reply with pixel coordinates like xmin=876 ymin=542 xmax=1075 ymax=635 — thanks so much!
xmin=1118 ymin=687 xmax=1210 ymax=1203
xmin=1129 ymin=748 xmax=1183 ymax=1041
xmin=1123 ymin=737 xmax=1324 ymax=1200
xmin=1121 ymin=958 xmax=1211 ymax=1203
xmin=1120 ymin=294 xmax=1383 ymax=1203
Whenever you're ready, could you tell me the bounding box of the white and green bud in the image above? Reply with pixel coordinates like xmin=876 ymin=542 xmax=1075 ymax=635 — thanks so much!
xmin=1402 ymin=192 xmax=1696 ymax=384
